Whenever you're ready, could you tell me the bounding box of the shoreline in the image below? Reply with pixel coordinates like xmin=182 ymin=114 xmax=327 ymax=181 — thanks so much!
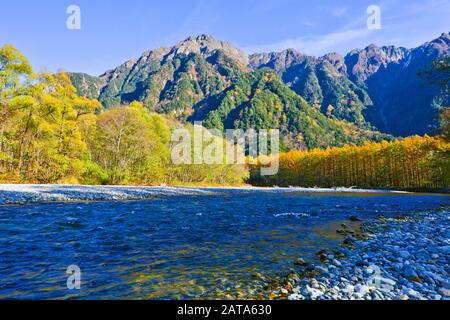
xmin=266 ymin=209 xmax=450 ymax=300
xmin=0 ymin=184 xmax=417 ymax=206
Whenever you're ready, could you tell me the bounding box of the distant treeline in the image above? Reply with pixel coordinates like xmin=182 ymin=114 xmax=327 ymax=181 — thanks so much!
xmin=249 ymin=136 xmax=450 ymax=190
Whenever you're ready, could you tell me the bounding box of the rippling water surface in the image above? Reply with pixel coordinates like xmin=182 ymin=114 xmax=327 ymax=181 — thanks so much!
xmin=0 ymin=189 xmax=448 ymax=299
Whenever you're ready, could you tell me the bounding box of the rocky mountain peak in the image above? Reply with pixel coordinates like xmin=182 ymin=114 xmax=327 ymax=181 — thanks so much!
xmin=169 ymin=34 xmax=249 ymax=66
xmin=141 ymin=46 xmax=171 ymax=62
xmin=345 ymin=43 xmax=409 ymax=83
xmin=420 ymin=32 xmax=450 ymax=54
xmin=320 ymin=52 xmax=346 ymax=74
xmin=100 ymin=58 xmax=137 ymax=80
xmin=248 ymin=48 xmax=309 ymax=72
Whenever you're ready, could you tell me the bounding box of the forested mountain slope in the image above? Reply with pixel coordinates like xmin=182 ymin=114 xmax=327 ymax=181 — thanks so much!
xmin=70 ymin=33 xmax=450 ymax=137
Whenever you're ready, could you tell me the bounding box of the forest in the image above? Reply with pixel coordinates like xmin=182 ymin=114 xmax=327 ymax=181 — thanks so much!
xmin=1 ymin=44 xmax=448 ymax=190
xmin=249 ymin=135 xmax=449 ymax=190
xmin=0 ymin=45 xmax=247 ymax=185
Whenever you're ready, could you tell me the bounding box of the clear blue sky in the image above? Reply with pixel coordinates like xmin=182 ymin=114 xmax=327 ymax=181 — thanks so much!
xmin=1 ymin=0 xmax=449 ymax=75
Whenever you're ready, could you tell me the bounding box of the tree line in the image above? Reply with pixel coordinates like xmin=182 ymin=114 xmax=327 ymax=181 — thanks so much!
xmin=249 ymin=135 xmax=449 ymax=190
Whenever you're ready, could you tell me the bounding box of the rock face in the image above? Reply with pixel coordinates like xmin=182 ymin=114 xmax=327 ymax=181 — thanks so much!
xmin=345 ymin=44 xmax=409 ymax=84
xmin=70 ymin=32 xmax=450 ymax=137
xmin=358 ymin=33 xmax=450 ymax=136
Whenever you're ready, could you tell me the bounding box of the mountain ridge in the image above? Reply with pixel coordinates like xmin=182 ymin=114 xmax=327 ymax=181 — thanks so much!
xmin=69 ymin=32 xmax=450 ymax=137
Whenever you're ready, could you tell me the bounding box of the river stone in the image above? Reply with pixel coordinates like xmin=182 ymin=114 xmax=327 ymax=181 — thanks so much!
xmin=316 ymin=266 xmax=328 ymax=273
xmin=332 ymin=259 xmax=342 ymax=267
xmin=355 ymin=284 xmax=370 ymax=296
xmin=287 ymin=210 xmax=449 ymax=301
xmin=404 ymin=288 xmax=423 ymax=300
xmin=306 ymin=286 xmax=324 ymax=299
xmin=438 ymin=288 xmax=450 ymax=297
xmin=369 ymin=276 xmax=396 ymax=288
xmin=344 ymin=284 xmax=354 ymax=293
xmin=294 ymin=258 xmax=308 ymax=266
xmin=403 ymin=265 xmax=418 ymax=279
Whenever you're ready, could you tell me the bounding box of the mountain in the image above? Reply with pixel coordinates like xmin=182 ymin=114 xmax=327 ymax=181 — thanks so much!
xmin=71 ymin=35 xmax=247 ymax=118
xmin=190 ymin=68 xmax=386 ymax=150
xmin=347 ymin=33 xmax=449 ymax=136
xmin=69 ymin=32 xmax=449 ymax=138
xmin=249 ymin=32 xmax=449 ymax=136
xmin=249 ymin=50 xmax=372 ymax=127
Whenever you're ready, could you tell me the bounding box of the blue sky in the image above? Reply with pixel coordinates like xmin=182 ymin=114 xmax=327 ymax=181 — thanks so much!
xmin=1 ymin=0 xmax=449 ymax=75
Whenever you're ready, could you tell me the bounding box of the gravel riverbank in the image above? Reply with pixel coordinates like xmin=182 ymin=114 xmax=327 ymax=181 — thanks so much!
xmin=281 ymin=210 xmax=450 ymax=300
xmin=0 ymin=184 xmax=407 ymax=205
xmin=0 ymin=184 xmax=215 ymax=205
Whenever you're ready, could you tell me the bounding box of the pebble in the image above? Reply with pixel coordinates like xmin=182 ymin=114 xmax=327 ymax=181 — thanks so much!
xmin=355 ymin=284 xmax=370 ymax=296
xmin=399 ymin=251 xmax=410 ymax=259
xmin=280 ymin=288 xmax=289 ymax=295
xmin=403 ymin=265 xmax=419 ymax=279
xmin=294 ymin=258 xmax=308 ymax=266
xmin=344 ymin=284 xmax=354 ymax=293
xmin=332 ymin=259 xmax=342 ymax=267
xmin=438 ymin=288 xmax=450 ymax=297
xmin=306 ymin=286 xmax=324 ymax=299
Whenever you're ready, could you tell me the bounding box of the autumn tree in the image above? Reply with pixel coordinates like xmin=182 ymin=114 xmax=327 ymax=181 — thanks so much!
xmin=250 ymin=136 xmax=450 ymax=190
xmin=0 ymin=45 xmax=33 ymax=176
xmin=91 ymin=102 xmax=170 ymax=184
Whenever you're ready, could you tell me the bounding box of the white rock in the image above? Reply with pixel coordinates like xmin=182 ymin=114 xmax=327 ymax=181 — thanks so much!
xmin=333 ymin=259 xmax=342 ymax=267
xmin=355 ymin=284 xmax=370 ymax=296
xmin=306 ymin=286 xmax=324 ymax=300
xmin=404 ymin=288 xmax=423 ymax=300
xmin=344 ymin=284 xmax=355 ymax=293
xmin=438 ymin=288 xmax=450 ymax=297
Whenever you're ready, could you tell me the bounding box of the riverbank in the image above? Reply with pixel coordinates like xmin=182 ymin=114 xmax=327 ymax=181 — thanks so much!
xmin=271 ymin=210 xmax=450 ymax=300
xmin=0 ymin=184 xmax=412 ymax=205
xmin=0 ymin=184 xmax=217 ymax=205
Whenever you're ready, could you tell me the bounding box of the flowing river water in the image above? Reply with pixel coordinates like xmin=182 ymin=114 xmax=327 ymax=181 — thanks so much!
xmin=0 ymin=189 xmax=448 ymax=299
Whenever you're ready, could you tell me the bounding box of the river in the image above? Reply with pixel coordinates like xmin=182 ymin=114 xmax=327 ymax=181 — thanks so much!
xmin=0 ymin=188 xmax=448 ymax=299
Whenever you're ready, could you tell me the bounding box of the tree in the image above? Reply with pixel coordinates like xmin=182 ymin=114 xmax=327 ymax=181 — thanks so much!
xmin=421 ymin=56 xmax=450 ymax=96
xmin=439 ymin=108 xmax=450 ymax=140
xmin=0 ymin=46 xmax=249 ymax=186
xmin=12 ymin=72 xmax=101 ymax=182
xmin=0 ymin=46 xmax=102 ymax=183
xmin=92 ymin=104 xmax=170 ymax=184
xmin=0 ymin=45 xmax=33 ymax=168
